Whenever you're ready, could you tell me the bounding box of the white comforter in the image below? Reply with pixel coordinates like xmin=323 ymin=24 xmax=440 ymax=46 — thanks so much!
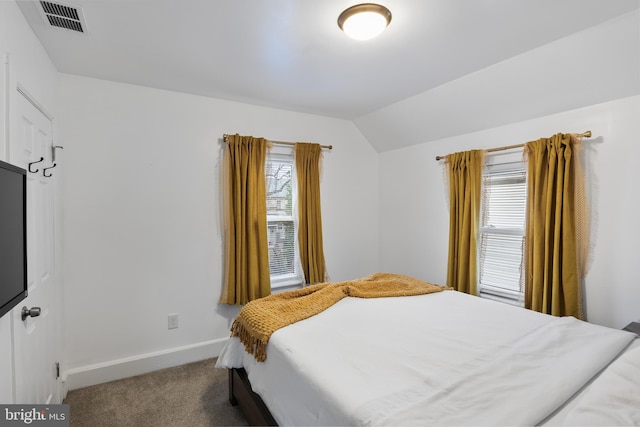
xmin=217 ymin=290 xmax=636 ymax=426
xmin=559 ymin=342 xmax=640 ymax=425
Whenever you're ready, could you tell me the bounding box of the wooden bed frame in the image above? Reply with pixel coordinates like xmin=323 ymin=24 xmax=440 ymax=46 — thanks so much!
xmin=228 ymin=367 xmax=278 ymax=426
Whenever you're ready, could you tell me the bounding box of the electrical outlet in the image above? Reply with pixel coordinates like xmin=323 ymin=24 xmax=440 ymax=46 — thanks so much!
xmin=168 ymin=313 xmax=179 ymax=330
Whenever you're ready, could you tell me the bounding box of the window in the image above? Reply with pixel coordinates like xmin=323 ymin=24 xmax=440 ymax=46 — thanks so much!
xmin=478 ymin=156 xmax=526 ymax=306
xmin=265 ymin=154 xmax=304 ymax=288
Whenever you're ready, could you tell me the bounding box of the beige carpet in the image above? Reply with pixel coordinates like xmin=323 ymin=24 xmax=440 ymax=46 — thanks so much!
xmin=63 ymin=358 xmax=248 ymax=427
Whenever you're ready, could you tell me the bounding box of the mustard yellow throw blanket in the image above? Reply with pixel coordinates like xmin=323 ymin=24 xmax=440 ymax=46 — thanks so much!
xmin=230 ymin=272 xmax=449 ymax=362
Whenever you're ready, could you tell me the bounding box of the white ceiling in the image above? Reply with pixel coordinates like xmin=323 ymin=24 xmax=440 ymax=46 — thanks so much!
xmin=17 ymin=0 xmax=640 ymax=150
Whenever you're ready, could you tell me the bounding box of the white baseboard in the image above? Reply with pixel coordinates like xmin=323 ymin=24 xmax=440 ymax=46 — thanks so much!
xmin=62 ymin=337 xmax=229 ymax=393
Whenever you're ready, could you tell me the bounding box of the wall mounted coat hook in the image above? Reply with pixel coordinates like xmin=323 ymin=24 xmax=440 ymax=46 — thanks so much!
xmin=52 ymin=145 xmax=63 ymax=162
xmin=28 ymin=157 xmax=44 ymax=173
xmin=43 ymin=163 xmax=56 ymax=177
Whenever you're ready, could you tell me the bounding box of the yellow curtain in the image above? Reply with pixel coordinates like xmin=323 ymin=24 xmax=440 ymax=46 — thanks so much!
xmin=446 ymin=150 xmax=486 ymax=295
xmin=220 ymin=134 xmax=271 ymax=305
xmin=295 ymin=143 xmax=327 ymax=284
xmin=524 ymin=133 xmax=582 ymax=318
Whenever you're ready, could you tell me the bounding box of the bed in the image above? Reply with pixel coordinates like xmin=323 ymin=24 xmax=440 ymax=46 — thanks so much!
xmin=215 ymin=274 xmax=640 ymax=426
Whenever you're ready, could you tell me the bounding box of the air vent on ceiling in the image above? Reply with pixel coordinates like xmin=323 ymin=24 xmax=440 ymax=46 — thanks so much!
xmin=39 ymin=1 xmax=86 ymax=33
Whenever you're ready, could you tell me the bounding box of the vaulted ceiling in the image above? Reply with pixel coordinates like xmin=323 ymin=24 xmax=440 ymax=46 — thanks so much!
xmin=17 ymin=0 xmax=640 ymax=151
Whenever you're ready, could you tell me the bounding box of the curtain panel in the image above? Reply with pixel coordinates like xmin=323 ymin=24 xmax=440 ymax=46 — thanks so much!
xmin=446 ymin=150 xmax=486 ymax=295
xmin=220 ymin=134 xmax=271 ymax=305
xmin=295 ymin=143 xmax=327 ymax=284
xmin=524 ymin=133 xmax=583 ymax=319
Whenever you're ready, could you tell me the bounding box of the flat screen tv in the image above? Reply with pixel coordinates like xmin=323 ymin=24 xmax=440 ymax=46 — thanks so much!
xmin=0 ymin=159 xmax=27 ymax=319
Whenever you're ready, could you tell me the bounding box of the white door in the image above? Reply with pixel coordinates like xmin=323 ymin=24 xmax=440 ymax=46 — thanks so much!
xmin=10 ymin=88 xmax=61 ymax=404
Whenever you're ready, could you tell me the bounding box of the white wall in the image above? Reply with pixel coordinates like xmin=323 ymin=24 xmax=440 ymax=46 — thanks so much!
xmin=379 ymin=95 xmax=640 ymax=329
xmin=57 ymin=74 xmax=379 ymax=388
xmin=356 ymin=9 xmax=640 ymax=152
xmin=0 ymin=1 xmax=58 ymax=404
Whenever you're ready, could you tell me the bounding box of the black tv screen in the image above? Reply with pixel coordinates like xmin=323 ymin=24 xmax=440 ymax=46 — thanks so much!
xmin=0 ymin=159 xmax=27 ymax=319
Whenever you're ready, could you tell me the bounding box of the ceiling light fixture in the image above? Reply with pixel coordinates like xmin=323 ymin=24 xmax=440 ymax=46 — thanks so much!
xmin=338 ymin=3 xmax=392 ymax=41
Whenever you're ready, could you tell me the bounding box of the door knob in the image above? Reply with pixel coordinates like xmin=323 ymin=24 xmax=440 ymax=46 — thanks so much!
xmin=21 ymin=306 xmax=41 ymax=321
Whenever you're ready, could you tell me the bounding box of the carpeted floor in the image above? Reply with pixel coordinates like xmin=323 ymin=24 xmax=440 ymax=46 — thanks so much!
xmin=63 ymin=358 xmax=248 ymax=427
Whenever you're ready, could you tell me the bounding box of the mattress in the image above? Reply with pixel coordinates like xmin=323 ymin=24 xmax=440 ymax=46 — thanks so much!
xmin=217 ymin=289 xmax=637 ymax=426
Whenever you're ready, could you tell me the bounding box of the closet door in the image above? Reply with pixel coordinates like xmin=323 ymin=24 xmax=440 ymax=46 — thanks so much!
xmin=10 ymin=87 xmax=61 ymax=404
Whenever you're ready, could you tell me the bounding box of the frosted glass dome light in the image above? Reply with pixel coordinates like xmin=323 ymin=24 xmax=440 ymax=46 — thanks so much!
xmin=338 ymin=4 xmax=392 ymax=41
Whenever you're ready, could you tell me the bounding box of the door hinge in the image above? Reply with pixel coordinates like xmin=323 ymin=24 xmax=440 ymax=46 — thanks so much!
xmin=55 ymin=362 xmax=60 ymax=379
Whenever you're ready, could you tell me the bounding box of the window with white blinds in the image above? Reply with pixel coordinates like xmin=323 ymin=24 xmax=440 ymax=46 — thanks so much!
xmin=479 ymin=160 xmax=527 ymax=306
xmin=265 ymin=154 xmax=303 ymax=287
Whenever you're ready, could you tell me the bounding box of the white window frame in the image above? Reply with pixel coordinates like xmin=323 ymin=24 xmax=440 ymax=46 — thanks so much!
xmin=478 ymin=153 xmax=527 ymax=307
xmin=265 ymin=151 xmax=304 ymax=290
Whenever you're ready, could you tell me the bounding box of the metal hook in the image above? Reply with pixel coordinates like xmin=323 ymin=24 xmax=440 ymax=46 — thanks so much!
xmin=52 ymin=145 xmax=64 ymax=162
xmin=28 ymin=157 xmax=44 ymax=173
xmin=43 ymin=163 xmax=56 ymax=177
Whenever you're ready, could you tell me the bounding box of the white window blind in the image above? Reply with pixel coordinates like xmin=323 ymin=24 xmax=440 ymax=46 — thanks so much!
xmin=265 ymin=154 xmax=304 ymax=287
xmin=479 ymin=161 xmax=526 ymax=306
